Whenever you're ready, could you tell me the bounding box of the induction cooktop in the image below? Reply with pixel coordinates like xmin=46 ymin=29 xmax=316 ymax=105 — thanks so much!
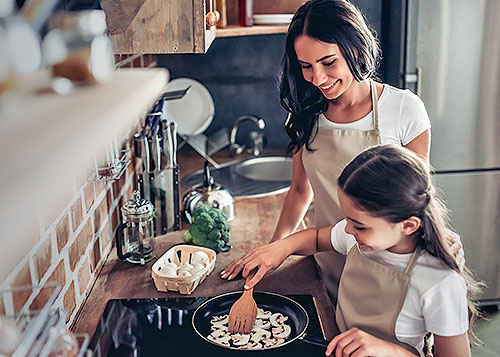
xmin=88 ymin=294 xmax=327 ymax=356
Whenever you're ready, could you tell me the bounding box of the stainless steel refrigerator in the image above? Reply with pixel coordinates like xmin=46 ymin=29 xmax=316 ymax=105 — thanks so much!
xmin=393 ymin=0 xmax=500 ymax=304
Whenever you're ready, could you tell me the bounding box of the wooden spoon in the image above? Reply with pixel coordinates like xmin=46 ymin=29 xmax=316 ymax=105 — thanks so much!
xmin=228 ymin=271 xmax=258 ymax=334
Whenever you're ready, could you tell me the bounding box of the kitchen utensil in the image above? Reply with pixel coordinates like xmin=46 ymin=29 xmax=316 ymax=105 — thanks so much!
xmin=182 ymin=161 xmax=235 ymax=221
xmin=160 ymin=85 xmax=191 ymax=101
xmin=162 ymin=78 xmax=215 ymax=136
xmin=192 ymin=291 xmax=329 ymax=351
xmin=115 ymin=190 xmax=155 ymax=265
xmin=169 ymin=121 xmax=181 ymax=230
xmin=151 ymin=244 xmax=216 ymax=294
xmin=156 ymin=120 xmax=180 ymax=233
xmin=227 ymin=271 xmax=257 ymax=334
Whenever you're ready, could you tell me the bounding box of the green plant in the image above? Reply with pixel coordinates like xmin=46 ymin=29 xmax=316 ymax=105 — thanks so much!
xmin=183 ymin=204 xmax=231 ymax=253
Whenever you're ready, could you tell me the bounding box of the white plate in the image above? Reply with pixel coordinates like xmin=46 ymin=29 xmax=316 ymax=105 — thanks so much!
xmin=253 ymin=14 xmax=294 ymax=25
xmin=162 ymin=78 xmax=215 ymax=136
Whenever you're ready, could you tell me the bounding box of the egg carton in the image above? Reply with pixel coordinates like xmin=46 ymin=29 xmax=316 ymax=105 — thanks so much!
xmin=151 ymin=244 xmax=216 ymax=295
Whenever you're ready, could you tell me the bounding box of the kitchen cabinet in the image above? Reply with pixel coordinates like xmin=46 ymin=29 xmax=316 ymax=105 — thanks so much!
xmin=99 ymin=0 xmax=307 ymax=53
xmin=100 ymin=0 xmax=217 ymax=54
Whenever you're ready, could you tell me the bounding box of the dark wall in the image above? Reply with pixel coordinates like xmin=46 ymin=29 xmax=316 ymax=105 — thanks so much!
xmin=158 ymin=34 xmax=290 ymax=148
xmin=158 ymin=0 xmax=383 ymax=149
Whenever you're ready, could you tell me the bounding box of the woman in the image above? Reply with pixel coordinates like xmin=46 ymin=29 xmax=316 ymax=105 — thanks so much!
xmin=270 ymin=0 xmax=435 ymax=301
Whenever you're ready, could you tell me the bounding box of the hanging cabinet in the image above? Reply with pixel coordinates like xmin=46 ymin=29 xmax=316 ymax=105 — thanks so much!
xmin=100 ymin=0 xmax=217 ymax=54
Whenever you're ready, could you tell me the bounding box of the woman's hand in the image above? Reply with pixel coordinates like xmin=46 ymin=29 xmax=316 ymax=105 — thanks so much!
xmin=325 ymin=328 xmax=417 ymax=357
xmin=220 ymin=240 xmax=291 ymax=289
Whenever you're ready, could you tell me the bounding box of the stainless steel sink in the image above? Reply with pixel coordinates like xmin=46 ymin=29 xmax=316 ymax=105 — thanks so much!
xmin=182 ymin=156 xmax=293 ymax=198
xmin=234 ymin=156 xmax=292 ymax=182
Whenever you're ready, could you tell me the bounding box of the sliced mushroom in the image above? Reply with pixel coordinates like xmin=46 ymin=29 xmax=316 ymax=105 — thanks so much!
xmin=275 ymin=337 xmax=285 ymax=345
xmin=243 ymin=341 xmax=264 ymax=350
xmin=209 ymin=328 xmax=228 ymax=339
xmin=209 ymin=309 xmax=292 ymax=349
xmin=262 ymin=337 xmax=279 ymax=348
xmin=231 ymin=333 xmax=251 ymax=346
xmin=269 ymin=312 xmax=288 ymax=327
xmin=207 ymin=333 xmax=231 ymax=346
xmin=210 ymin=324 xmax=228 ymax=332
xmin=272 ymin=324 xmax=291 ymax=339
xmin=256 ymin=308 xmax=272 ymax=319
xmin=254 ymin=319 xmax=271 ymax=330
xmin=210 ymin=314 xmax=228 ymax=325
xmin=251 ymin=328 xmax=271 ymax=342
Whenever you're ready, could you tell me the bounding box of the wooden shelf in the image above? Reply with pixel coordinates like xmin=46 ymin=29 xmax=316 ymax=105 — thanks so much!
xmin=216 ymin=24 xmax=288 ymax=38
xmin=0 ymin=68 xmax=168 ymax=274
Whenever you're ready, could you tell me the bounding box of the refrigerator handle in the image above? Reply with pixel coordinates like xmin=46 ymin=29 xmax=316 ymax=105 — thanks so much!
xmin=405 ymin=66 xmax=422 ymax=96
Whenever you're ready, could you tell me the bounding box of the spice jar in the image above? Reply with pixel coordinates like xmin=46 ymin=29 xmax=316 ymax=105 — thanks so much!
xmin=44 ymin=10 xmax=114 ymax=85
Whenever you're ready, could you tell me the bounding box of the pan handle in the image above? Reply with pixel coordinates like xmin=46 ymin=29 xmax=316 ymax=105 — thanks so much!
xmin=298 ymin=332 xmax=329 ymax=348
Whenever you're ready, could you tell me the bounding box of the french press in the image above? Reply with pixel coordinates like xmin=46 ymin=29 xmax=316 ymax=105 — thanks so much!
xmin=115 ymin=190 xmax=155 ymax=265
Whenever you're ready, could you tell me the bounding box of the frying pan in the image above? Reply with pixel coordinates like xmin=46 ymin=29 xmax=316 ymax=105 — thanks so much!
xmin=192 ymin=291 xmax=329 ymax=351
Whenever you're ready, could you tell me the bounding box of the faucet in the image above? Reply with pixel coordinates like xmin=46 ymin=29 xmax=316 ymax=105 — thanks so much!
xmin=229 ymin=115 xmax=266 ymax=156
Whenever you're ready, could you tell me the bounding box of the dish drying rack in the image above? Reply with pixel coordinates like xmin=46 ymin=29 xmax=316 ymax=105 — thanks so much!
xmin=1 ymin=283 xmax=90 ymax=357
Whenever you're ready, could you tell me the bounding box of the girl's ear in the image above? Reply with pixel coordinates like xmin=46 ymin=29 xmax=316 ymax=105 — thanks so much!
xmin=401 ymin=217 xmax=421 ymax=236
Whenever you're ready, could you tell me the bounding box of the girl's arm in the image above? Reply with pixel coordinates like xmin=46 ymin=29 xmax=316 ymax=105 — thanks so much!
xmin=221 ymin=225 xmax=334 ymax=289
xmin=270 ymin=147 xmax=314 ymax=242
xmin=434 ymin=333 xmax=471 ymax=357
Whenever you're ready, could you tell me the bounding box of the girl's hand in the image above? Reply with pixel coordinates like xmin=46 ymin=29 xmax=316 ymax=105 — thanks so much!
xmin=325 ymin=328 xmax=417 ymax=357
xmin=220 ymin=240 xmax=290 ymax=289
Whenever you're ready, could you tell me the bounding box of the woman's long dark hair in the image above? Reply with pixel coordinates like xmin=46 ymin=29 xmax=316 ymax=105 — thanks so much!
xmin=279 ymin=0 xmax=381 ymax=154
xmin=338 ymin=144 xmax=482 ymax=342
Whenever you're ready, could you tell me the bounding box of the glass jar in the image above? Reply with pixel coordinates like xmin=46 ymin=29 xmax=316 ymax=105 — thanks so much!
xmin=238 ymin=0 xmax=254 ymax=27
xmin=43 ymin=10 xmax=114 ymax=85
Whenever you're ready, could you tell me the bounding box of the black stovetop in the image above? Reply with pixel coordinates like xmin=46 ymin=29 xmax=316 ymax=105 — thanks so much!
xmin=89 ymin=294 xmax=326 ymax=356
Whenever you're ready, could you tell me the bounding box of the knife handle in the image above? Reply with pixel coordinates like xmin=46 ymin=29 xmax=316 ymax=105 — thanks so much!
xmin=169 ymin=121 xmax=178 ymax=167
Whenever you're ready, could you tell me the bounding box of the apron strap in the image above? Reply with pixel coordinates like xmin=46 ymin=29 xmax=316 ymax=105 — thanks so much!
xmin=370 ymin=80 xmax=379 ymax=130
xmin=404 ymin=246 xmax=421 ymax=274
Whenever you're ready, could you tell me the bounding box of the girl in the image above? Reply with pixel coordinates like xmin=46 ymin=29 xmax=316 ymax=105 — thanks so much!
xmin=222 ymin=145 xmax=479 ymax=356
xmin=269 ymin=0 xmax=442 ymax=303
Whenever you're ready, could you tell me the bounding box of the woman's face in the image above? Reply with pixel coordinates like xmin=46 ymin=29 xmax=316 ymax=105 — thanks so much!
xmin=294 ymin=35 xmax=354 ymax=100
xmin=338 ymin=189 xmax=417 ymax=254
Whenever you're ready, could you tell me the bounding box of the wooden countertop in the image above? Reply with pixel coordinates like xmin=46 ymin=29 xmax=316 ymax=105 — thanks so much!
xmin=71 ymin=148 xmax=338 ymax=342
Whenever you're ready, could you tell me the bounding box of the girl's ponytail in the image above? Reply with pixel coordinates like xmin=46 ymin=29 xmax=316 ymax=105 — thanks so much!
xmin=418 ymin=192 xmax=459 ymax=271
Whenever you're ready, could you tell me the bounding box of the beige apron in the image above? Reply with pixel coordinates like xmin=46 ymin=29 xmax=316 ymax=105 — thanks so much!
xmin=302 ymin=80 xmax=382 ymax=302
xmin=336 ymin=245 xmax=422 ymax=356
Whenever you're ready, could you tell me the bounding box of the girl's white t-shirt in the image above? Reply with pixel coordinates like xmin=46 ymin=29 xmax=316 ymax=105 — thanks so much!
xmin=331 ymin=220 xmax=469 ymax=351
xmin=319 ymin=84 xmax=431 ymax=146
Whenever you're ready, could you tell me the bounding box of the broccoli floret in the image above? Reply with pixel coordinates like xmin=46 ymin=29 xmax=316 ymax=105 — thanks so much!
xmin=183 ymin=204 xmax=231 ymax=252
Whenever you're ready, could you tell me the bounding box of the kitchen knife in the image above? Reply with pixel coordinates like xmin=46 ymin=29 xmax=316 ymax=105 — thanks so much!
xmin=152 ymin=130 xmax=166 ymax=235
xmin=146 ymin=137 xmax=158 ymax=234
xmin=141 ymin=136 xmax=151 ymax=202
xmin=169 ymin=121 xmax=181 ymax=230
xmin=161 ymin=120 xmax=175 ymax=232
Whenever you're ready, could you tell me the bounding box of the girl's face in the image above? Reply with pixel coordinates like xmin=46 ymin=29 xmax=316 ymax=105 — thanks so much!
xmin=338 ymin=189 xmax=419 ymax=254
xmin=294 ymin=35 xmax=354 ymax=100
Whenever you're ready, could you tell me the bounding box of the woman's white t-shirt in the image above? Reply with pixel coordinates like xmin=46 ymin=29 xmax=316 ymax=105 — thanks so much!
xmin=331 ymin=220 xmax=469 ymax=351
xmin=319 ymin=84 xmax=431 ymax=146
